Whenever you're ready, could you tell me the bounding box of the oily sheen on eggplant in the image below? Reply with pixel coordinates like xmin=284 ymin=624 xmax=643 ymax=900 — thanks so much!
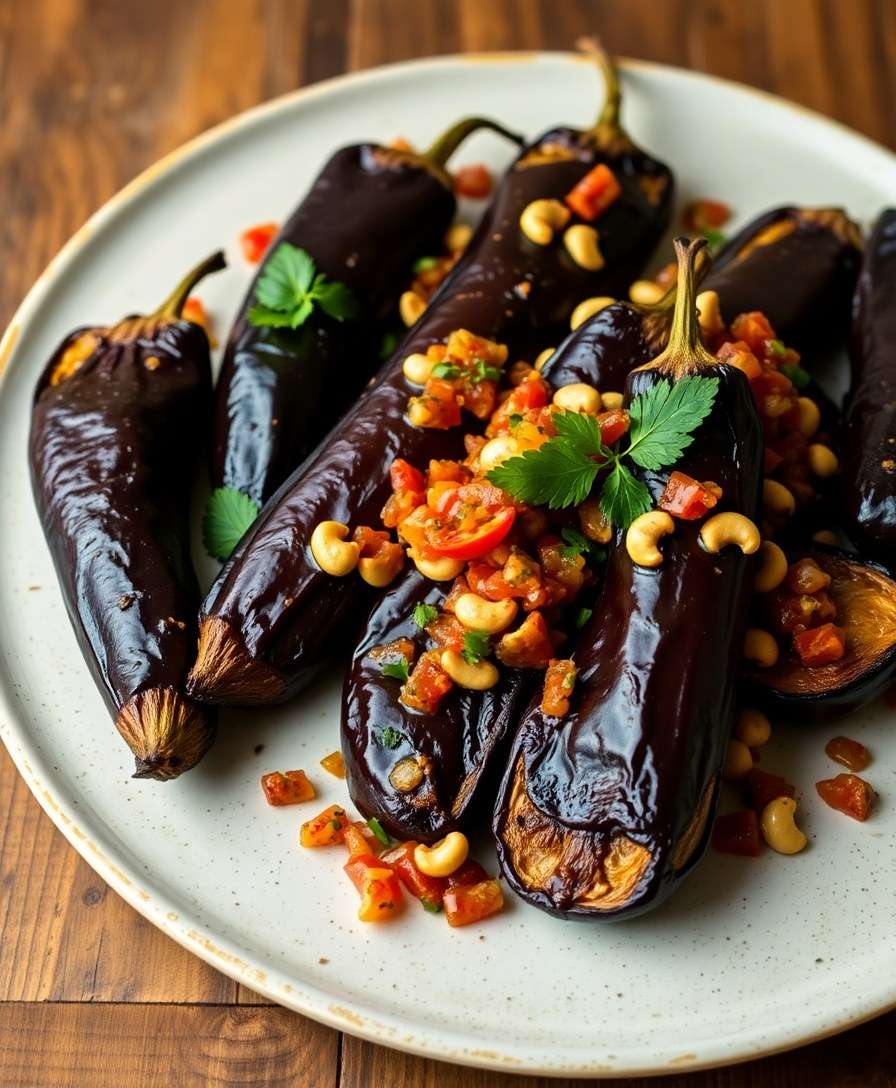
xmin=493 ymin=238 xmax=764 ymax=921
xmin=29 ymin=255 xmax=224 ymax=780
xmin=187 ymin=45 xmax=675 ymax=707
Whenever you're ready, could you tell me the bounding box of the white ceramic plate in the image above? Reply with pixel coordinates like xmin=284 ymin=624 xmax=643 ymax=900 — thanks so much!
xmin=1 ymin=52 xmax=894 ymax=1079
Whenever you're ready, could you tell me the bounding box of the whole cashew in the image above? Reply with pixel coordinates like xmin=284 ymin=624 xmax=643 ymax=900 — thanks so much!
xmin=625 ymin=510 xmax=675 ymax=568
xmin=735 ymin=708 xmax=772 ymax=748
xmin=414 ymin=831 xmax=470 ymax=877
xmin=744 ymin=627 xmax=779 ymax=668
xmin=310 ymin=521 xmax=360 ymax=576
xmin=454 ymin=593 xmax=518 ymax=634
xmin=699 ymin=512 xmax=761 ymax=555
xmin=402 ymin=352 xmax=435 ymax=384
xmin=553 ymin=382 xmax=602 ymax=415
xmin=519 ymin=198 xmax=570 ymax=245
xmin=754 ymin=540 xmax=788 ymax=592
xmin=563 ymin=224 xmax=605 ymax=271
xmin=761 ymin=796 xmax=807 ymax=855
xmin=440 ymin=650 xmax=499 ymax=690
xmin=570 ymin=295 xmax=615 ymax=330
xmin=409 ymin=549 xmax=465 ymax=582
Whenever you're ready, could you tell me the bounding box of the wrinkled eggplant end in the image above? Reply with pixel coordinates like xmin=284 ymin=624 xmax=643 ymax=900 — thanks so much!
xmin=116 ymin=687 xmax=215 ymax=781
xmin=186 ymin=617 xmax=287 ymax=706
xmin=755 ymin=549 xmax=896 ymax=716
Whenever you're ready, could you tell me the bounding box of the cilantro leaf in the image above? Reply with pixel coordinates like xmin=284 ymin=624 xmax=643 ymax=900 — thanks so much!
xmin=559 ymin=527 xmax=603 ymax=561
xmin=379 ymin=330 xmax=400 ymax=359
xmin=508 ymin=412 xmax=524 ymax=429
xmin=376 ymin=726 xmax=404 ymax=749
xmin=202 ymin=487 xmax=260 ymax=561
xmin=489 ymin=443 xmax=600 ymax=510
xmin=314 ymin=276 xmax=359 ymax=322
xmin=471 ymin=358 xmax=502 ymax=383
xmin=625 ymin=377 xmax=719 ymax=470
xmin=412 ymin=602 xmax=439 ymax=628
xmin=552 ymin=409 xmax=606 ymax=452
xmin=462 ymin=630 xmax=490 ymax=665
xmin=598 ymin=461 xmax=652 ymax=529
xmin=767 ymin=339 xmax=786 ymax=357
xmin=781 ymin=363 xmax=810 ymax=390
xmin=248 ymin=243 xmax=357 ymax=330
xmin=431 ymin=362 xmax=462 ymax=379
xmin=575 ymin=607 xmax=593 ymax=629
xmin=382 ymin=657 xmax=411 ymax=683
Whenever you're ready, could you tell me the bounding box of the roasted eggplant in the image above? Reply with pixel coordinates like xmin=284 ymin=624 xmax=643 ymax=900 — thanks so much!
xmin=493 ymin=238 xmax=763 ymax=920
xmin=704 ymin=206 xmax=862 ymax=353
xmin=29 ymin=255 xmax=224 ymax=780
xmin=214 ymin=117 xmax=520 ymax=505
xmin=187 ymin=44 xmax=675 ymax=707
xmin=752 ymin=545 xmax=896 ymax=719
xmin=841 ymin=208 xmax=896 ymax=559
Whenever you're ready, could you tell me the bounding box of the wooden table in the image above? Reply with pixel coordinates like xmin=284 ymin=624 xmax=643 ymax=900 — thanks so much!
xmin=2 ymin=1 xmax=895 ymax=1084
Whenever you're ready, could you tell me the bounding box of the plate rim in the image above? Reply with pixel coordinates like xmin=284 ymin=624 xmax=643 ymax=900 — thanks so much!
xmin=1 ymin=49 xmax=895 ymax=1078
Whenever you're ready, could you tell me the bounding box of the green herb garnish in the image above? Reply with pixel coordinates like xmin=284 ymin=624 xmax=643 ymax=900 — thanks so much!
xmin=382 ymin=657 xmax=411 ymax=683
xmin=767 ymin=339 xmax=787 ymax=357
xmin=559 ymin=526 xmax=604 ymax=562
xmin=461 ymin=630 xmax=491 ymax=665
xmin=202 ymin=487 xmax=261 ymax=561
xmin=431 ymin=361 xmax=462 ymax=380
xmin=376 ymin=726 xmax=405 ymax=750
xmin=574 ymin=607 xmax=593 ymax=629
xmin=248 ymin=243 xmax=358 ymax=329
xmin=379 ymin=330 xmax=399 ymax=359
xmin=702 ymin=227 xmax=727 ymax=252
xmin=508 ymin=412 xmax=524 ymax=429
xmin=471 ymin=358 xmax=502 ymax=383
xmin=413 ymin=256 xmax=439 ymax=273
xmin=367 ymin=817 xmax=392 ymax=847
xmin=412 ymin=602 xmax=439 ymax=628
xmin=781 ymin=363 xmax=810 ymax=390
xmin=422 ymin=899 xmax=443 ymax=913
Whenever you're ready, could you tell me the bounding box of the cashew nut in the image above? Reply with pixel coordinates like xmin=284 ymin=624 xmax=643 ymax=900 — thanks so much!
xmin=811 ymin=528 xmax=839 ymax=546
xmin=403 ymin=352 xmax=434 ymax=384
xmin=440 ymin=649 xmax=499 ymax=690
xmin=408 ymin=549 xmax=465 ymax=582
xmin=414 ymin=831 xmax=469 ymax=877
xmin=761 ymin=796 xmax=807 ymax=855
xmin=552 ymin=382 xmax=602 ymax=415
xmin=722 ymin=738 xmax=754 ymax=781
xmin=444 ymin=222 xmax=473 ymax=252
xmin=600 ymin=391 xmax=624 ymax=411
xmin=389 ymin=756 xmax=425 ymax=793
xmin=519 ymin=198 xmax=570 ymax=245
xmin=625 ymin=510 xmax=675 ymax=568
xmin=310 ymin=521 xmax=360 ymax=576
xmin=478 ymin=435 xmax=520 ymax=473
xmin=763 ymin=478 xmax=796 ymax=517
xmin=578 ymin=496 xmax=613 ymax=544
xmin=359 ymin=548 xmax=404 ymax=588
xmin=807 ymin=443 xmax=839 ymax=478
xmin=628 ymin=279 xmax=665 ymax=306
xmin=699 ymin=512 xmax=761 ymax=555
xmin=696 ymin=289 xmax=724 ymax=335
xmin=570 ymin=296 xmax=615 ymax=330
xmin=735 ymin=708 xmax=772 ymax=748
xmin=399 ymin=290 xmax=426 ymax=327
xmin=754 ymin=540 xmax=788 ymax=592
xmin=563 ymin=224 xmax=605 ymax=271
xmin=797 ymin=396 xmax=821 ymax=438
xmin=454 ymin=593 xmax=518 ymax=634
xmin=534 ymin=347 xmax=555 ymax=372
xmin=744 ymin=628 xmax=779 ymax=668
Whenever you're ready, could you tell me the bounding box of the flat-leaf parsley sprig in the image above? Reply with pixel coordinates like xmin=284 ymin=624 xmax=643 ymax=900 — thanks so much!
xmin=248 ymin=243 xmax=359 ymax=330
xmin=487 ymin=375 xmax=719 ymax=530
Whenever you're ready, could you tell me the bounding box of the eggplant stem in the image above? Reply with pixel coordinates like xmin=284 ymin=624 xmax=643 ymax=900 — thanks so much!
xmin=154 ymin=249 xmax=227 ymax=321
xmin=577 ymin=37 xmax=624 ymax=146
xmin=422 ymin=116 xmax=524 ymax=170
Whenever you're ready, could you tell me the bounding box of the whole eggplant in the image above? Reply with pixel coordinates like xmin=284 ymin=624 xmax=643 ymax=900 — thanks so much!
xmin=493 ymin=238 xmax=763 ymax=920
xmin=29 ymin=255 xmax=224 ymax=780
xmin=841 ymin=209 xmax=896 ymax=558
xmin=704 ymin=206 xmax=862 ymax=353
xmin=187 ymin=44 xmax=675 ymax=707
xmin=214 ymin=117 xmax=520 ymax=505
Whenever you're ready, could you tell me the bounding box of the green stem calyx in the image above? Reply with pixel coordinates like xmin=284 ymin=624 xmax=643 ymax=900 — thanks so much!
xmin=155 ymin=249 xmax=227 ymax=320
xmin=577 ymin=37 xmax=631 ymax=151
xmin=423 ymin=116 xmax=524 ymax=171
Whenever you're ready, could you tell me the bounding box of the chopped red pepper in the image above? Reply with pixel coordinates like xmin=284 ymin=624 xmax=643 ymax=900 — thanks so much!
xmin=400 ymin=651 xmax=453 ymax=715
xmin=730 ymin=312 xmax=777 ymax=355
xmin=658 ymin=471 xmax=721 ymax=521
xmin=816 ymin=774 xmax=876 ymax=821
xmin=446 ymin=858 xmax=490 ymax=887
xmin=824 ymin=736 xmax=870 ymax=772
xmin=344 ymin=853 xmax=405 ymax=922
xmin=300 ymin=804 xmax=348 ymax=847
xmin=408 ymin=379 xmax=463 ymax=429
xmin=597 ymin=408 xmax=630 ymax=446
xmin=182 ymin=296 xmax=217 ymax=347
xmin=565 ymin=164 xmax=622 ymax=221
xmin=239 ymin=221 xmax=278 ymax=263
xmin=443 ymin=878 xmax=504 ymax=927
xmin=382 ymin=841 xmax=447 ymax=911
xmin=453 ymin=163 xmax=493 ymax=199
xmin=682 ymin=199 xmax=731 ymax=232
xmin=541 ymin=659 xmax=577 ymax=716
xmin=743 ymin=768 xmax=796 ymax=812
xmin=793 ymin=622 xmax=846 ymax=667
xmin=260 ymin=769 xmax=316 ymax=806
xmin=390 ymin=458 xmax=427 ymax=494
xmin=428 ymin=504 xmax=516 ymax=561
xmin=711 ymin=810 xmax=762 ymax=856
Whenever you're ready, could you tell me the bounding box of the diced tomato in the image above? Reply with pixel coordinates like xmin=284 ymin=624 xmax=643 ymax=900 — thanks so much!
xmin=400 ymin=651 xmax=453 ymax=714
xmin=658 ymin=471 xmax=721 ymax=520
xmin=564 ymin=163 xmax=622 ymax=221
xmin=408 ymin=379 xmax=462 ymax=429
xmin=793 ymin=623 xmax=846 ymax=667
xmin=381 ymin=488 xmax=425 ymax=528
xmin=717 ymin=342 xmax=762 ymax=381
xmin=382 ymin=841 xmax=447 ymax=910
xmin=743 ymin=768 xmax=796 ymax=812
xmin=496 ymin=610 xmax=554 ymax=668
xmin=443 ymin=878 xmax=504 ymax=926
xmin=682 ymin=199 xmax=731 ymax=232
xmin=260 ymin=769 xmax=316 ymax=806
xmin=453 ymin=163 xmax=493 ymax=199
xmin=730 ymin=312 xmax=777 ymax=354
xmin=369 ymin=637 xmax=416 ymax=666
xmin=427 ymin=459 xmax=468 ymax=485
xmin=300 ymin=804 xmax=348 ymax=847
xmin=239 ymin=221 xmax=278 ymax=263
xmin=824 ymin=736 xmax=870 ymax=772
xmin=390 ymin=458 xmax=426 ymax=494
xmin=711 ymin=810 xmax=762 ymax=856
xmin=182 ymin=296 xmax=217 ymax=346
xmin=541 ymin=658 xmax=577 ymax=716
xmin=447 ymin=859 xmax=490 ymax=887
xmin=428 ymin=505 xmax=516 ymax=561
xmin=597 ymin=408 xmax=630 ymax=446
xmin=344 ymin=853 xmax=404 ymax=922
xmin=320 ymin=751 xmax=346 ymax=778
xmin=343 ymin=821 xmax=380 ymax=859
xmin=425 ymin=612 xmax=466 ymax=652
xmin=508 ymin=374 xmax=551 ymax=411
xmin=815 ymin=774 xmax=876 ymax=821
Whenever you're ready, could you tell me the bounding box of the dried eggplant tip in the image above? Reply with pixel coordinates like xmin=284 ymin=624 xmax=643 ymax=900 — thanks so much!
xmin=116 ymin=686 xmax=215 ymax=782
xmin=186 ymin=616 xmax=287 ymax=706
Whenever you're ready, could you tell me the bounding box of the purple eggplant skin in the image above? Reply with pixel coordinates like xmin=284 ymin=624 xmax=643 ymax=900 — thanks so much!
xmin=841 ymin=209 xmax=896 ymax=560
xmin=493 ymin=239 xmax=764 ymax=922
xmin=28 ymin=255 xmax=224 ymax=781
xmin=213 ymin=118 xmax=517 ymax=506
xmin=704 ymin=206 xmax=862 ymax=354
xmin=186 ymin=49 xmax=675 ymax=708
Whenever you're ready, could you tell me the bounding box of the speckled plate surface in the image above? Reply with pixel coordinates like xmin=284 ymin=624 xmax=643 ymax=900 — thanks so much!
xmin=1 ymin=53 xmax=895 ymax=1078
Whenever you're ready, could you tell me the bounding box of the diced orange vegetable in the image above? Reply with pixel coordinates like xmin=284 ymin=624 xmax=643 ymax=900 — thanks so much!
xmin=443 ymin=878 xmax=504 ymax=926
xmin=565 ymin=164 xmax=622 ymax=221
xmin=786 ymin=558 xmax=831 ymax=594
xmin=682 ymin=199 xmax=731 ymax=232
xmin=453 ymin=163 xmax=493 ymax=199
xmin=343 ymin=821 xmax=381 ymax=859
xmin=793 ymin=622 xmax=846 ymax=667
xmin=408 ymin=379 xmax=463 ymax=429
xmin=658 ymin=471 xmax=720 ymax=521
xmin=824 ymin=736 xmax=870 ymax=772
xmin=743 ymin=768 xmax=795 ymax=812
xmin=344 ymin=853 xmax=404 ymax=922
xmin=320 ymin=751 xmax=346 ymax=778
xmin=425 ymin=612 xmax=466 ymax=652
xmin=400 ymin=651 xmax=453 ymax=715
xmin=597 ymin=408 xmax=630 ymax=446
xmin=182 ymin=296 xmax=217 ymax=346
xmin=239 ymin=221 xmax=278 ymax=263
xmin=730 ymin=312 xmax=777 ymax=354
xmin=381 ymin=488 xmax=425 ymax=528
xmin=446 ymin=859 xmax=490 ymax=887
xmin=541 ymin=659 xmax=577 ymax=716
xmin=711 ymin=810 xmax=762 ymax=856
xmin=816 ymin=774 xmax=875 ymax=821
xmin=390 ymin=458 xmax=427 ymax=494
xmin=496 ymin=610 xmax=554 ymax=668
xmin=300 ymin=804 xmax=348 ymax=847
xmin=260 ymin=769 xmax=316 ymax=806
xmin=382 ymin=841 xmax=447 ymax=910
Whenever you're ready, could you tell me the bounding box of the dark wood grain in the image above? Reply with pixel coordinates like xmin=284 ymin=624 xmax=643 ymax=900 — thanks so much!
xmin=1 ymin=1 xmax=895 ymax=1085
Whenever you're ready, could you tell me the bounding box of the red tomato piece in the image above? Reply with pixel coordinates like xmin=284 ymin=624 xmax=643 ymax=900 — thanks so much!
xmin=382 ymin=842 xmax=447 ymax=910
xmin=816 ymin=774 xmax=876 ymax=821
xmin=743 ymin=769 xmax=796 ymax=812
xmin=239 ymin=221 xmax=278 ymax=263
xmin=300 ymin=804 xmax=348 ymax=847
xmin=429 ymin=505 xmax=516 ymax=561
xmin=658 ymin=471 xmax=721 ymax=520
xmin=682 ymin=199 xmax=731 ymax=232
xmin=597 ymin=408 xmax=630 ymax=446
xmin=508 ymin=375 xmax=551 ymax=411
xmin=711 ymin=810 xmax=762 ymax=856
xmin=390 ymin=458 xmax=427 ymax=494
xmin=825 ymin=736 xmax=870 ymax=772
xmin=453 ymin=163 xmax=493 ymax=199
xmin=443 ymin=878 xmax=504 ymax=926
xmin=793 ymin=622 xmax=846 ymax=667
xmin=447 ymin=859 xmax=490 ymax=887
xmin=344 ymin=854 xmax=405 ymax=922
xmin=260 ymin=769 xmax=316 ymax=806
xmin=401 ymin=651 xmax=453 ymax=715
xmin=565 ymin=163 xmax=622 ymax=221
xmin=730 ymin=312 xmax=777 ymax=354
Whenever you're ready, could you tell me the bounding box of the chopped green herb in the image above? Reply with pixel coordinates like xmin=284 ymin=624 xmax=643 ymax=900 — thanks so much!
xmin=202 ymin=487 xmax=261 ymax=561
xmin=575 ymin=607 xmax=593 ymax=629
xmin=559 ymin=526 xmax=604 ymax=561
xmin=462 ymin=630 xmax=491 ymax=665
xmin=367 ymin=817 xmax=392 ymax=847
xmin=413 ymin=255 xmax=439 ymax=273
xmin=379 ymin=330 xmax=400 ymax=359
xmin=376 ymin=726 xmax=404 ymax=750
xmin=431 ymin=361 xmax=462 ymax=380
xmin=471 ymin=358 xmax=502 ymax=383
xmin=702 ymin=227 xmax=727 ymax=252
xmin=781 ymin=363 xmax=811 ymax=390
xmin=248 ymin=243 xmax=358 ymax=330
xmin=508 ymin=412 xmax=524 ymax=429
xmin=412 ymin=602 xmax=439 ymax=628
xmin=422 ymin=899 xmax=443 ymax=913
xmin=767 ymin=339 xmax=787 ymax=357
xmin=382 ymin=657 xmax=411 ymax=683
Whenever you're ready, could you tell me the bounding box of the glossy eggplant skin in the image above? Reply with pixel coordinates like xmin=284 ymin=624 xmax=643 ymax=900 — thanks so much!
xmin=29 ymin=300 xmax=217 ymax=781
xmin=493 ymin=363 xmax=763 ymax=922
xmin=704 ymin=206 xmax=862 ymax=353
xmin=841 ymin=209 xmax=896 ymax=560
xmin=214 ymin=144 xmax=457 ymax=505
xmin=188 ymin=125 xmax=674 ymax=706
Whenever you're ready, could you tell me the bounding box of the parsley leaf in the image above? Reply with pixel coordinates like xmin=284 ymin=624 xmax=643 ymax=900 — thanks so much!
xmin=248 ymin=243 xmax=358 ymax=330
xmin=431 ymin=361 xmax=462 ymax=380
xmin=462 ymin=630 xmax=490 ymax=665
xmin=625 ymin=377 xmax=719 ymax=470
xmin=379 ymin=330 xmax=400 ymax=359
xmin=382 ymin=657 xmax=411 ymax=683
xmin=202 ymin=487 xmax=260 ymax=561
xmin=781 ymin=363 xmax=810 ymax=390
xmin=412 ymin=602 xmax=439 ymax=628
xmin=376 ymin=726 xmax=404 ymax=749
xmin=559 ymin=527 xmax=604 ymax=562
xmin=599 ymin=461 xmax=652 ymax=528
